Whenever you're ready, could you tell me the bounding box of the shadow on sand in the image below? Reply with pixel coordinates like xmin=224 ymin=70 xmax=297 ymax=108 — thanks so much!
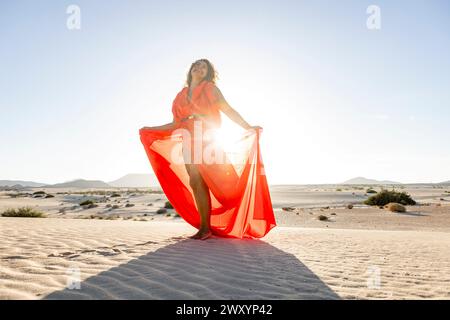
xmin=44 ymin=237 xmax=340 ymax=300
xmin=397 ymin=211 xmax=428 ymax=217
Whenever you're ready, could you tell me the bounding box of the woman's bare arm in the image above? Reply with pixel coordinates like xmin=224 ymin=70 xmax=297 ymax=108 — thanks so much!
xmin=211 ymin=86 xmax=258 ymax=130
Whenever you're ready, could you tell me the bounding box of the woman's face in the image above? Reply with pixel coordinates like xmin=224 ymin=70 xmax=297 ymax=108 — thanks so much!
xmin=190 ymin=60 xmax=208 ymax=81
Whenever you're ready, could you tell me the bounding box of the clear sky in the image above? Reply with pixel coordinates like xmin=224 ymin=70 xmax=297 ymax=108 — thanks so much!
xmin=1 ymin=0 xmax=449 ymax=184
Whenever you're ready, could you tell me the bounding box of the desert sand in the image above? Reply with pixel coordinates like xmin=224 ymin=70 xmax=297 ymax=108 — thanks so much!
xmin=1 ymin=185 xmax=450 ymax=299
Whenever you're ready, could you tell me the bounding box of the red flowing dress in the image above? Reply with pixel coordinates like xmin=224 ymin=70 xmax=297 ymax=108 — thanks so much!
xmin=139 ymin=80 xmax=276 ymax=239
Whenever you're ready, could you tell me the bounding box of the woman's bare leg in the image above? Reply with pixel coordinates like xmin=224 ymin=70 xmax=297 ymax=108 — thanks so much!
xmin=185 ymin=163 xmax=212 ymax=239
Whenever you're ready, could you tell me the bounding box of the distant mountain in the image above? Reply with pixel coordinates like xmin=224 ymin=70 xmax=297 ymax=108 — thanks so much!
xmin=0 ymin=180 xmax=48 ymax=187
xmin=341 ymin=177 xmax=401 ymax=185
xmin=439 ymin=180 xmax=450 ymax=185
xmin=108 ymin=173 xmax=160 ymax=188
xmin=47 ymin=179 xmax=111 ymax=188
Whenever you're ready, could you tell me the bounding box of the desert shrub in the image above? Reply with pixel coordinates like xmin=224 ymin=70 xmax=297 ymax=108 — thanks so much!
xmin=7 ymin=192 xmax=30 ymax=198
xmin=366 ymin=188 xmax=377 ymax=194
xmin=125 ymin=203 xmax=135 ymax=207
xmin=347 ymin=204 xmax=354 ymax=209
xmin=32 ymin=193 xmax=46 ymax=198
xmin=32 ymin=191 xmax=46 ymax=195
xmin=110 ymin=193 xmax=121 ymax=197
xmin=364 ymin=189 xmax=416 ymax=206
xmin=385 ymin=202 xmax=406 ymax=213
xmin=1 ymin=207 xmax=45 ymax=218
xmin=89 ymin=214 xmax=103 ymax=219
xmin=164 ymin=201 xmax=174 ymax=209
xmin=156 ymin=208 xmax=167 ymax=214
xmin=318 ymin=215 xmax=328 ymax=221
xmin=79 ymin=200 xmax=95 ymax=206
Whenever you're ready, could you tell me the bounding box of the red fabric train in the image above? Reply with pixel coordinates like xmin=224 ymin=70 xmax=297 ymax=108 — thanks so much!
xmin=139 ymin=80 xmax=276 ymax=239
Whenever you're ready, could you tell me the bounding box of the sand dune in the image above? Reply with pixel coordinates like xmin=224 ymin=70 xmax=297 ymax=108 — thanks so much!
xmin=1 ymin=217 xmax=449 ymax=299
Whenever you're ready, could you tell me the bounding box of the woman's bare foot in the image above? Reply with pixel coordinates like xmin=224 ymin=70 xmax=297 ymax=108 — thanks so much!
xmin=197 ymin=229 xmax=212 ymax=240
xmin=189 ymin=228 xmax=212 ymax=240
xmin=188 ymin=231 xmax=200 ymax=239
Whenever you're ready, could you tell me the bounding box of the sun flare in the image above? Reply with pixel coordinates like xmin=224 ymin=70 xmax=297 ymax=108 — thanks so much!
xmin=214 ymin=123 xmax=246 ymax=152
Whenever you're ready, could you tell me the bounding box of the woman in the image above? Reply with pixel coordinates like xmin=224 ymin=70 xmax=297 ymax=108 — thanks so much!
xmin=140 ymin=59 xmax=275 ymax=240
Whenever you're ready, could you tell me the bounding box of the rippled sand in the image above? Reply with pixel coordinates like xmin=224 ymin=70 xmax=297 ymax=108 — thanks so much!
xmin=1 ymin=217 xmax=449 ymax=299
